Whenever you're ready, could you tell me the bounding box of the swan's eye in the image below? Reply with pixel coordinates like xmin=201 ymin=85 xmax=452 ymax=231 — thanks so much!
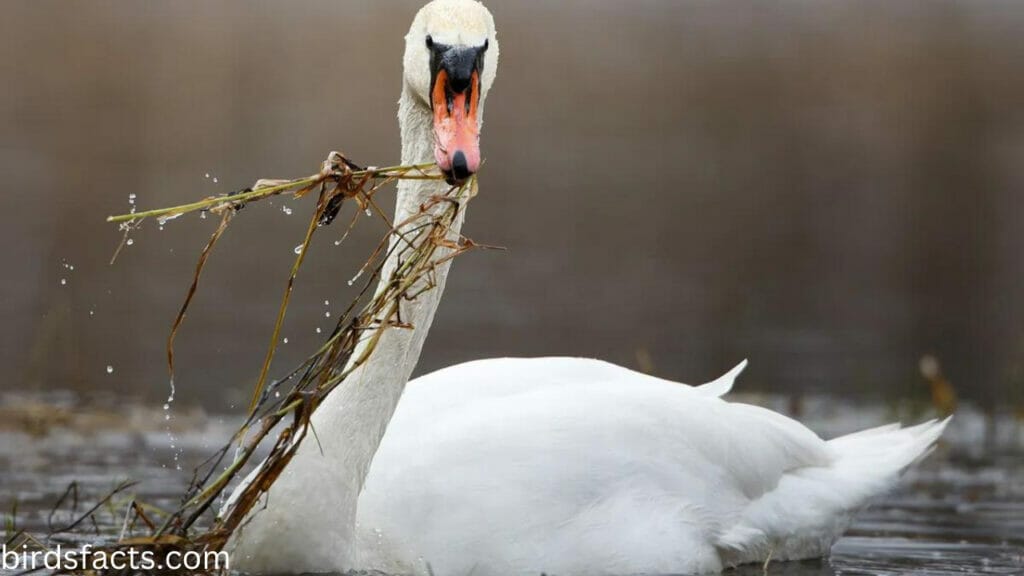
xmin=425 ymin=35 xmax=434 ymax=49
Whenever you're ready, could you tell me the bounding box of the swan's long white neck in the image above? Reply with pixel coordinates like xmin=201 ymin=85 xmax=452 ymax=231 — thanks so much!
xmin=301 ymin=83 xmax=465 ymax=564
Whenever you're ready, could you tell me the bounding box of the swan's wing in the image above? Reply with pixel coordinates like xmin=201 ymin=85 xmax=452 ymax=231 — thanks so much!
xmin=358 ymin=357 xmax=831 ymax=574
xmin=694 ymin=359 xmax=747 ymax=397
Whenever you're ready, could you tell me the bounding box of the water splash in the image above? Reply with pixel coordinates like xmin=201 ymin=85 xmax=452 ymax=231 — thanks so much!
xmin=157 ymin=213 xmax=183 ymax=227
xmin=348 ymin=268 xmax=365 ymax=287
xmin=165 ymin=378 xmax=183 ymax=471
xmin=60 ymin=260 xmax=73 ymax=286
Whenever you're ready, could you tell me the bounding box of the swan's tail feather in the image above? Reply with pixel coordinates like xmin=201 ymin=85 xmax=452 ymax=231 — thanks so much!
xmin=716 ymin=417 xmax=951 ymax=566
xmin=828 ymin=416 xmax=951 ymax=485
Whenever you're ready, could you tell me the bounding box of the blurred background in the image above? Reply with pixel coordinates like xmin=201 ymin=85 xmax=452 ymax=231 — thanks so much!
xmin=2 ymin=0 xmax=1023 ymax=415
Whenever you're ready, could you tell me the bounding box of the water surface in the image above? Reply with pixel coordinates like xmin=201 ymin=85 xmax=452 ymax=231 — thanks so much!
xmin=1 ymin=397 xmax=1021 ymax=575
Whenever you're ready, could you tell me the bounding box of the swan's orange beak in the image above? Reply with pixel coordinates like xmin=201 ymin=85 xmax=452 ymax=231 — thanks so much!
xmin=431 ymin=69 xmax=481 ymax=186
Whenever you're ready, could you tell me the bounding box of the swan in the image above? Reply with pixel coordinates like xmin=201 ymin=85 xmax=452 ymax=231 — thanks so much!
xmin=226 ymin=1 xmax=949 ymax=574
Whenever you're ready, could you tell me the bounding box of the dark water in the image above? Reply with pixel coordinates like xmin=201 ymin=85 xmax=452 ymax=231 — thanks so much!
xmin=2 ymin=398 xmax=1022 ymax=575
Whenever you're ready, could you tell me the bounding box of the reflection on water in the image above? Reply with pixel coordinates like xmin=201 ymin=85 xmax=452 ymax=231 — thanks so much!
xmin=1 ymin=395 xmax=1021 ymax=575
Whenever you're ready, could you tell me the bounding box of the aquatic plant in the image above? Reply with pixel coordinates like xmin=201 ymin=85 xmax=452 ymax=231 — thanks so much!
xmin=25 ymin=152 xmax=481 ymax=575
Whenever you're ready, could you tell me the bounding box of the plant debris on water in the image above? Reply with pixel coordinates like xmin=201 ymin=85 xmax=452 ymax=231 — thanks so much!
xmin=10 ymin=151 xmax=485 ymax=575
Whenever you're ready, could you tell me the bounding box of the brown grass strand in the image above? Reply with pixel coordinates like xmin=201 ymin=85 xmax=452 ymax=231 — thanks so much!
xmin=167 ymin=210 xmax=234 ymax=378
xmin=67 ymin=153 xmax=483 ymax=574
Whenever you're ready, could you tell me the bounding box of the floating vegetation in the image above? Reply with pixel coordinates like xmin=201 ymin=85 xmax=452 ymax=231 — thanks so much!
xmin=18 ymin=151 xmax=483 ymax=574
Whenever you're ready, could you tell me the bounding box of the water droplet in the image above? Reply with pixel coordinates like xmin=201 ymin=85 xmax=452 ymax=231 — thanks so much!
xmin=89 ymin=309 xmax=95 ymax=317
xmin=204 ymin=173 xmax=210 ymax=179
xmin=213 ymin=177 xmax=219 ymax=183
xmin=126 ymin=238 xmax=134 ymax=246
xmin=200 ymin=211 xmax=208 ymax=219
xmin=316 ymin=327 xmax=322 ymax=334
xmin=294 ymin=245 xmax=303 ymax=255
xmin=324 ymin=300 xmax=330 ymax=306
xmin=274 ymin=391 xmax=281 ymax=398
xmin=365 ymin=209 xmax=372 ymax=216
xmin=283 ymin=337 xmax=289 ymax=344
xmin=282 ymin=206 xmax=293 ymax=216
xmin=60 ymin=278 xmax=66 ymax=286
xmin=157 ymin=213 xmax=182 ymax=227
xmin=106 ymin=365 xmax=114 ymax=374
xmin=325 ymin=311 xmax=331 ymax=318
xmin=163 ymin=403 xmax=170 ymax=410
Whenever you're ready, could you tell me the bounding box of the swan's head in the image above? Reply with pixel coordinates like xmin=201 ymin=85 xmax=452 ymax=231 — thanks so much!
xmin=405 ymin=0 xmax=498 ymax=185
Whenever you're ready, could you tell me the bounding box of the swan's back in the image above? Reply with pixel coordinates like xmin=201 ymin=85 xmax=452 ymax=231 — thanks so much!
xmin=358 ymin=357 xmax=947 ymax=575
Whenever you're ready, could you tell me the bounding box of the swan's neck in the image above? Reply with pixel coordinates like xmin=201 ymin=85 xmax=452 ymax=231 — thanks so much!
xmin=304 ymin=84 xmax=465 ymax=565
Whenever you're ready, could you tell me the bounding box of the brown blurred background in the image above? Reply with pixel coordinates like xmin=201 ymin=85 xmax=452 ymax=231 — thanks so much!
xmin=1 ymin=0 xmax=1022 ymax=412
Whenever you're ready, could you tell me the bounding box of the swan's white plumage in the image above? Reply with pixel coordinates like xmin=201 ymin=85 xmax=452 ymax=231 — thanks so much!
xmin=357 ymin=358 xmax=949 ymax=575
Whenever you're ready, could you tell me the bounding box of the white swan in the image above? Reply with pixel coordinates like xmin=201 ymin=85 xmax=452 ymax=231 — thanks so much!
xmin=226 ymin=1 xmax=949 ymax=574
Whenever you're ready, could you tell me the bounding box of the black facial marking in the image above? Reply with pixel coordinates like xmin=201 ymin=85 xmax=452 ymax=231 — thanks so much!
xmin=428 ymin=40 xmax=487 ymax=111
